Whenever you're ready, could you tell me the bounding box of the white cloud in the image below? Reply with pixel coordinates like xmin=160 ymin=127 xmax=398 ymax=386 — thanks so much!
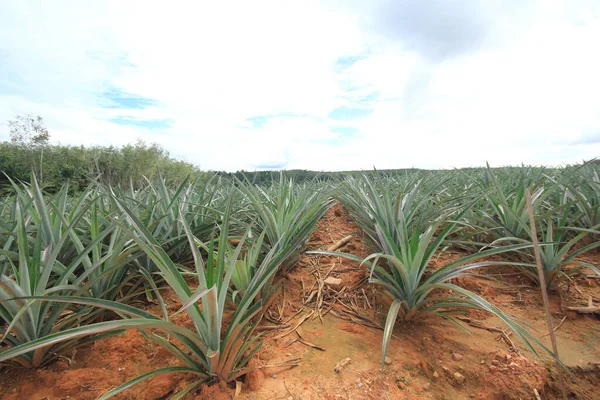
xmin=1 ymin=0 xmax=599 ymax=171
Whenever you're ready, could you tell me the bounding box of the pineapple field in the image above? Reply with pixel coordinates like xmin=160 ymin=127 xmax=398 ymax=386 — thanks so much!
xmin=1 ymin=164 xmax=599 ymax=400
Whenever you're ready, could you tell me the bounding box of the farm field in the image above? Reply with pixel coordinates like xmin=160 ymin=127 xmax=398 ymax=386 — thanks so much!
xmin=1 ymin=165 xmax=600 ymax=400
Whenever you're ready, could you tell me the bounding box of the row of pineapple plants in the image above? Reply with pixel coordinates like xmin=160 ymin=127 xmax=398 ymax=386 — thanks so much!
xmin=0 ymin=172 xmax=333 ymax=397
xmin=316 ymin=163 xmax=600 ymax=368
xmin=1 ymin=163 xmax=599 ymax=396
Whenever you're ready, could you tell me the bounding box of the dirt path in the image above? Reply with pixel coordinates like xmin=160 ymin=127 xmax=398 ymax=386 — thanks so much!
xmin=235 ymin=204 xmax=600 ymax=400
xmin=1 ymin=203 xmax=599 ymax=399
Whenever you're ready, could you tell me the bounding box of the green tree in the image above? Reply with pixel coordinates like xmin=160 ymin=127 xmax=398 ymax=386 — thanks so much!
xmin=1 ymin=115 xmax=208 ymax=190
xmin=8 ymin=114 xmax=50 ymax=183
xmin=9 ymin=114 xmax=50 ymax=148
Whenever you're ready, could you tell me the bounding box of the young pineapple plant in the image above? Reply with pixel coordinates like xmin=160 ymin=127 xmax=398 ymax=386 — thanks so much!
xmin=237 ymin=173 xmax=334 ymax=272
xmin=466 ymin=165 xmax=600 ymax=288
xmin=67 ymin=197 xmax=148 ymax=303
xmin=0 ymin=195 xmax=289 ymax=398
xmin=0 ymin=193 xmax=117 ymax=367
xmin=317 ymin=174 xmax=562 ymax=368
xmin=565 ymin=163 xmax=600 ymax=239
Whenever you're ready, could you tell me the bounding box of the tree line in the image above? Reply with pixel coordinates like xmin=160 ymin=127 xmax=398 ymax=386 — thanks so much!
xmin=0 ymin=115 xmax=207 ymax=191
xmin=6 ymin=114 xmax=566 ymax=191
xmin=1 ymin=114 xmax=432 ymax=191
xmin=218 ymin=168 xmax=425 ymax=185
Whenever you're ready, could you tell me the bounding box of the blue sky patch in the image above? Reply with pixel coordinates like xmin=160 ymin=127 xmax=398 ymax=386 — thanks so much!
xmin=0 ymin=82 xmax=18 ymax=96
xmin=253 ymin=161 xmax=288 ymax=170
xmin=329 ymin=106 xmax=373 ymax=121
xmin=335 ymin=55 xmax=365 ymax=71
xmin=338 ymin=81 xmax=367 ymax=93
xmin=570 ymin=132 xmax=600 ymax=145
xmin=245 ymin=112 xmax=313 ymax=129
xmin=109 ymin=116 xmax=173 ymax=129
xmin=246 ymin=115 xmax=269 ymax=129
xmin=319 ymin=126 xmax=360 ymax=146
xmin=331 ymin=126 xmax=358 ymax=136
xmin=101 ymin=87 xmax=157 ymax=109
xmin=356 ymin=92 xmax=381 ymax=103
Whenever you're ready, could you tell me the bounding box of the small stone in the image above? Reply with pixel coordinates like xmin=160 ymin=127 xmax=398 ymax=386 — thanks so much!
xmin=385 ymin=356 xmax=392 ymax=365
xmin=420 ymin=360 xmax=431 ymax=377
xmin=357 ymin=383 xmax=363 ymax=389
xmin=491 ymin=360 xmax=500 ymax=366
xmin=272 ymin=373 xmax=277 ymax=379
xmin=245 ymin=367 xmax=264 ymax=391
xmin=432 ymin=371 xmax=440 ymax=379
xmin=489 ymin=366 xmax=498 ymax=373
xmin=398 ymin=382 xmax=407 ymax=390
xmin=480 ymin=360 xmax=485 ymax=365
xmin=442 ymin=366 xmax=452 ymax=377
xmin=324 ymin=277 xmax=343 ymax=290
xmin=453 ymin=372 xmax=465 ymax=385
xmin=452 ymin=353 xmax=464 ymax=361
xmin=423 ymin=383 xmax=431 ymax=391
xmin=505 ymin=354 xmax=512 ymax=362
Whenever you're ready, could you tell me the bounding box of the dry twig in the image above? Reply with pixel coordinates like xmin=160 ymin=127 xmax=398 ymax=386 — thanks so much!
xmin=334 ymin=357 xmax=351 ymax=373
xmin=457 ymin=317 xmax=519 ymax=353
xmin=327 ymin=235 xmax=353 ymax=252
xmin=275 ymin=311 xmax=314 ymax=339
xmin=565 ymin=297 xmax=600 ymax=314
xmin=526 ymin=189 xmax=568 ymax=400
xmin=541 ymin=316 xmax=567 ymax=338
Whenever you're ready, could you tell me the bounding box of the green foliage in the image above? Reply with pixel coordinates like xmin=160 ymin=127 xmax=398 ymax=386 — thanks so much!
xmin=0 ymin=192 xmax=288 ymax=397
xmin=237 ymin=173 xmax=334 ymax=272
xmin=317 ymin=173 xmax=580 ymax=369
xmin=458 ymin=164 xmax=600 ymax=287
xmin=3 ymin=158 xmax=600 ymax=395
xmin=220 ymin=168 xmax=426 ymax=185
xmin=0 ymin=139 xmax=208 ymax=191
xmin=0 ymin=177 xmax=116 ymax=367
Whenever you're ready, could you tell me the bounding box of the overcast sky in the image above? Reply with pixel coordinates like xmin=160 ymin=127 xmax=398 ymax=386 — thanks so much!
xmin=1 ymin=1 xmax=599 ymax=171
